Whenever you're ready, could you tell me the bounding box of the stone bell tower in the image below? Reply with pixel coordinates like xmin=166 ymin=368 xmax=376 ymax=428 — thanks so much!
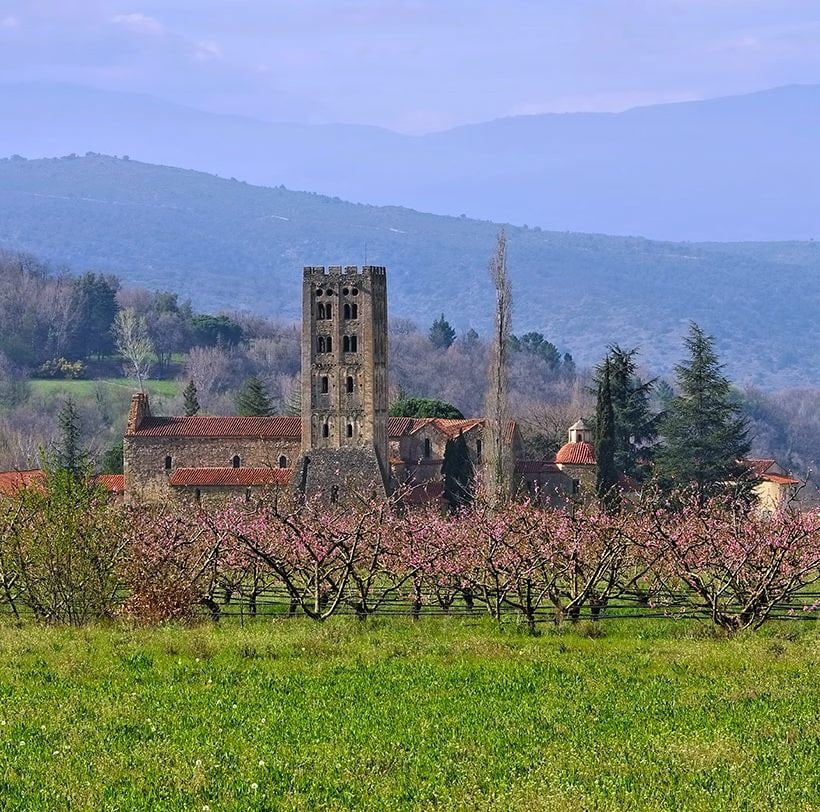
xmin=295 ymin=265 xmax=389 ymax=500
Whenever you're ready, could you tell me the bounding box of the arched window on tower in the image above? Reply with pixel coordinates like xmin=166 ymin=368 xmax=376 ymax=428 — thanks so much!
xmin=322 ymin=422 xmax=329 ymax=438
xmin=424 ymin=438 xmax=432 ymax=459
xmin=278 ymin=455 xmax=287 ymax=468
xmin=325 ymin=304 xmax=332 ymax=320
xmin=232 ymin=455 xmax=241 ymax=468
xmin=320 ymin=376 xmax=329 ymax=394
xmin=343 ymin=335 xmax=350 ymax=352
xmin=317 ymin=336 xmax=325 ymax=353
xmin=347 ymin=423 xmax=354 ymax=438
xmin=164 ymin=455 xmax=172 ymax=472
xmin=349 ymin=335 xmax=358 ymax=352
xmin=317 ymin=302 xmax=325 ymax=320
xmin=350 ymin=303 xmax=358 ymax=319
xmin=346 ymin=376 xmax=354 ymax=393
xmin=326 ymin=336 xmax=332 ymax=352
xmin=343 ymin=303 xmax=351 ymax=319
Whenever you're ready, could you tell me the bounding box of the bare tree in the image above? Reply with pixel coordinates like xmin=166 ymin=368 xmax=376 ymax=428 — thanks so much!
xmin=114 ymin=307 xmax=154 ymax=391
xmin=485 ymin=230 xmax=512 ymax=500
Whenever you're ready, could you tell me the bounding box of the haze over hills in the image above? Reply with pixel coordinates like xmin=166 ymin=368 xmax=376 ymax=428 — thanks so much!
xmin=1 ymin=154 xmax=818 ymax=389
xmin=2 ymin=81 xmax=820 ymax=242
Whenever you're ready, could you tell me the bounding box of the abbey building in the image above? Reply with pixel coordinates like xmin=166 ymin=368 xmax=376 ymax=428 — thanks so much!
xmin=123 ymin=265 xmax=567 ymax=505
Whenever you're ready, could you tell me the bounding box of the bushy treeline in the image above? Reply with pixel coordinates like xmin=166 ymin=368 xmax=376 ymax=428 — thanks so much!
xmin=1 ymin=478 xmax=818 ymax=635
xmin=1 ymin=249 xmax=819 ymax=482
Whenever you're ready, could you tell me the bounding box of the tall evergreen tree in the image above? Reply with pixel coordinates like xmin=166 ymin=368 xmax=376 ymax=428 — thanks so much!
xmin=183 ymin=379 xmax=200 ymax=416
xmin=428 ymin=314 xmax=456 ymax=349
xmin=54 ymin=397 xmax=87 ymax=478
xmin=236 ymin=376 xmax=273 ymax=416
xmin=595 ymin=357 xmax=619 ymax=512
xmin=655 ymin=323 xmax=751 ymax=503
xmin=608 ymin=345 xmax=659 ymax=481
xmin=441 ymin=432 xmax=475 ymax=509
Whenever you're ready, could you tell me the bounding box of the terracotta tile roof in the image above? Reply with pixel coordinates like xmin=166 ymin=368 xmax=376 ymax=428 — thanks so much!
xmin=130 ymin=414 xmax=517 ymax=447
xmin=744 ymin=458 xmax=776 ymax=477
xmin=741 ymin=459 xmax=800 ymax=485
xmin=555 ymin=441 xmax=597 ymax=465
xmin=130 ymin=416 xmax=301 ymax=438
xmin=95 ymin=474 xmax=125 ymax=494
xmin=388 ymin=417 xmax=417 ymax=437
xmin=0 ymin=469 xmax=44 ymax=496
xmin=760 ymin=473 xmax=800 ymax=486
xmin=434 ymin=418 xmax=485 ymax=438
xmin=0 ymin=470 xmax=125 ymax=496
xmin=169 ymin=467 xmax=293 ymax=487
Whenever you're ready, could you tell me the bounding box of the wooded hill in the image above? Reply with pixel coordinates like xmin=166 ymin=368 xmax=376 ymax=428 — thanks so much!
xmin=1 ymin=154 xmax=818 ymax=388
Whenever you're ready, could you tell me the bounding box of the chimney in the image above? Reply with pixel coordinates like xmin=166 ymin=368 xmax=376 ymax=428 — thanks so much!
xmin=126 ymin=392 xmax=151 ymax=434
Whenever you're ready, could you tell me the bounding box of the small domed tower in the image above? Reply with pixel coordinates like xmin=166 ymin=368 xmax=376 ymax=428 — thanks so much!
xmin=567 ymin=419 xmax=592 ymax=444
xmin=555 ymin=418 xmax=597 ymax=493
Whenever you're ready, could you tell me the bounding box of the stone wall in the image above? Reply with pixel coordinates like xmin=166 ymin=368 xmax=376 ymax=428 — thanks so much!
xmin=124 ymin=435 xmax=299 ymax=503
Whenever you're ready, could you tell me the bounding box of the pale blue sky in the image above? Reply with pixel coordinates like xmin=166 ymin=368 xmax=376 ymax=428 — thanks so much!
xmin=1 ymin=0 xmax=819 ymax=132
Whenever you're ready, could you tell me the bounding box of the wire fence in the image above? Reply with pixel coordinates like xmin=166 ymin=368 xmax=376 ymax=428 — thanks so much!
xmin=2 ymin=582 xmax=819 ymax=625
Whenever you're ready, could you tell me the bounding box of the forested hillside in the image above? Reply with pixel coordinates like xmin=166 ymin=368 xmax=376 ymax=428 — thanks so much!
xmin=1 ymin=154 xmax=819 ymax=388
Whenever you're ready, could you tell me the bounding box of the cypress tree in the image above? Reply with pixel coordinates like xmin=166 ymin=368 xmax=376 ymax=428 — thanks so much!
xmin=655 ymin=323 xmax=751 ymax=503
xmin=236 ymin=376 xmax=273 ymax=417
xmin=441 ymin=432 xmax=475 ymax=510
xmin=183 ymin=379 xmax=200 ymax=416
xmin=595 ymin=358 xmax=619 ymax=512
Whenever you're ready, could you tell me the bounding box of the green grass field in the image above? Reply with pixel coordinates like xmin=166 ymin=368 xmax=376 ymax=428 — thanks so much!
xmin=29 ymin=377 xmax=179 ymax=402
xmin=0 ymin=618 xmax=818 ymax=811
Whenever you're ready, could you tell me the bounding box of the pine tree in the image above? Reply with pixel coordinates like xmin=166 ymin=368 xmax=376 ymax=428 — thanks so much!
xmin=595 ymin=357 xmax=619 ymax=512
xmin=608 ymin=346 xmax=659 ymax=481
xmin=54 ymin=397 xmax=87 ymax=478
xmin=428 ymin=314 xmax=456 ymax=349
xmin=236 ymin=376 xmax=273 ymax=416
xmin=655 ymin=323 xmax=751 ymax=503
xmin=183 ymin=379 xmax=200 ymax=416
xmin=441 ymin=432 xmax=474 ymax=509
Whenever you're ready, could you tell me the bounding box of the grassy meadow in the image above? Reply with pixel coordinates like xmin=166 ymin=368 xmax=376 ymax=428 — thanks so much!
xmin=29 ymin=377 xmax=179 ymax=402
xmin=0 ymin=617 xmax=818 ymax=811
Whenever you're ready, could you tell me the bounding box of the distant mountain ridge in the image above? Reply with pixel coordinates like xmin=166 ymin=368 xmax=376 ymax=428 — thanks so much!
xmin=1 ymin=155 xmax=818 ymax=389
xmin=2 ymin=81 xmax=820 ymax=241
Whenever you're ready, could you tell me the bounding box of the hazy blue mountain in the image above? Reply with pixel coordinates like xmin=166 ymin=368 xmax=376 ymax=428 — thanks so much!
xmin=2 ymin=81 xmax=820 ymax=241
xmin=1 ymin=155 xmax=818 ymax=389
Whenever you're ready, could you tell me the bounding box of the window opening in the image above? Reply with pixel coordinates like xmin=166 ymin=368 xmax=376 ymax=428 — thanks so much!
xmin=232 ymin=455 xmax=240 ymax=468
xmin=278 ymin=455 xmax=288 ymax=468
xmin=347 ymin=423 xmax=354 ymax=438
xmin=424 ymin=438 xmax=431 ymax=458
xmin=164 ymin=455 xmax=172 ymax=471
xmin=320 ymin=376 xmax=329 ymax=394
xmin=346 ymin=376 xmax=354 ymax=393
xmin=322 ymin=422 xmax=329 ymax=438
